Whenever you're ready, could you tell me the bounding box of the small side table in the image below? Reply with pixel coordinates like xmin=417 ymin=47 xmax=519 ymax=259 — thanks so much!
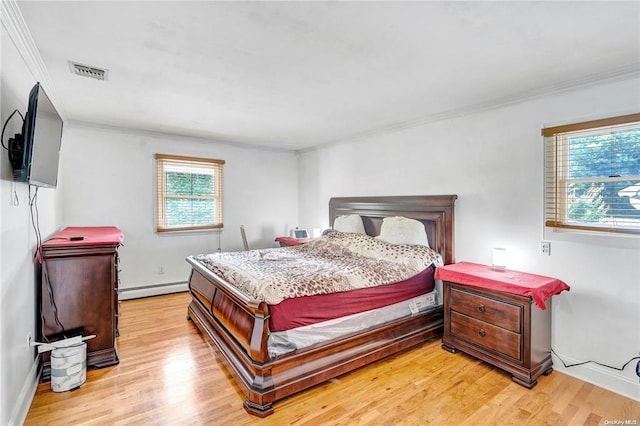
xmin=435 ymin=262 xmax=569 ymax=388
xmin=274 ymin=236 xmax=313 ymax=247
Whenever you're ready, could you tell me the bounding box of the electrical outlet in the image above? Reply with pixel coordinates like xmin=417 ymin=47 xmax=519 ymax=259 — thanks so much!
xmin=26 ymin=333 xmax=31 ymax=352
xmin=540 ymin=241 xmax=551 ymax=256
xmin=158 ymin=266 xmax=164 ymax=275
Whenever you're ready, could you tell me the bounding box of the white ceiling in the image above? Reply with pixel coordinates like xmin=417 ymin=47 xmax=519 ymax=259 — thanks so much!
xmin=14 ymin=1 xmax=640 ymax=151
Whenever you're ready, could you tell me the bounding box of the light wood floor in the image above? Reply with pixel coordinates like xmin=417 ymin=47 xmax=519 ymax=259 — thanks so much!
xmin=26 ymin=292 xmax=639 ymax=425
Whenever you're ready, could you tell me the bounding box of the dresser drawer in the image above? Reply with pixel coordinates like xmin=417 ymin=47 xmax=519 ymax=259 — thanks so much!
xmin=450 ymin=287 xmax=521 ymax=332
xmin=450 ymin=311 xmax=521 ymax=360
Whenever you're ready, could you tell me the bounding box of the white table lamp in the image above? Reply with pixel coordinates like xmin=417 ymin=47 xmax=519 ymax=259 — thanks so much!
xmin=492 ymin=248 xmax=508 ymax=271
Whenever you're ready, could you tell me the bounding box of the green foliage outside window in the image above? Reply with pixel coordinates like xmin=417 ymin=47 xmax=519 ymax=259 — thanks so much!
xmin=165 ymin=172 xmax=214 ymax=196
xmin=566 ymin=128 xmax=640 ymax=223
xmin=164 ymin=172 xmax=217 ymax=227
xmin=567 ymin=183 xmax=608 ymax=223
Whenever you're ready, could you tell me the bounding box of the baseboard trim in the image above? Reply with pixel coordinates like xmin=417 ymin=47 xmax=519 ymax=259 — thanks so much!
xmin=551 ymin=351 xmax=640 ymax=402
xmin=118 ymin=282 xmax=188 ymax=300
xmin=9 ymin=353 xmax=41 ymax=426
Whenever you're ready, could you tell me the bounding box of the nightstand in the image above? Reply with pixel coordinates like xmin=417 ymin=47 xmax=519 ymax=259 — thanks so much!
xmin=435 ymin=262 xmax=569 ymax=388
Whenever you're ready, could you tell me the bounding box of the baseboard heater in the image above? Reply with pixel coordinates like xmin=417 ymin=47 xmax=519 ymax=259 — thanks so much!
xmin=118 ymin=281 xmax=188 ymax=300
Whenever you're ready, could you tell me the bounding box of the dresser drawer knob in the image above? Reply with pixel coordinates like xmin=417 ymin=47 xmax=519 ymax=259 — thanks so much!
xmin=478 ymin=329 xmax=486 ymax=338
xmin=476 ymin=304 xmax=486 ymax=313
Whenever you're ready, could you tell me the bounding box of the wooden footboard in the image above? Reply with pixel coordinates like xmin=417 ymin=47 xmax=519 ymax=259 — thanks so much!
xmin=188 ymin=261 xmax=270 ymax=363
xmin=187 ymin=265 xmax=444 ymax=416
xmin=186 ymin=195 xmax=456 ymax=416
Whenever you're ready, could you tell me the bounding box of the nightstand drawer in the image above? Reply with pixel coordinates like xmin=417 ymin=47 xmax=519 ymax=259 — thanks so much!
xmin=450 ymin=311 xmax=521 ymax=360
xmin=450 ymin=287 xmax=521 ymax=333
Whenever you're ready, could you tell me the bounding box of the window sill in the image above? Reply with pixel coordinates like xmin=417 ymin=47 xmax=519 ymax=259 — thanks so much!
xmin=543 ymin=226 xmax=640 ymax=250
xmin=156 ymin=227 xmax=223 ymax=235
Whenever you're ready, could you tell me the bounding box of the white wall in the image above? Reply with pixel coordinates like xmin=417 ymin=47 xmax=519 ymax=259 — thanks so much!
xmin=0 ymin=25 xmax=64 ymax=425
xmin=2 ymin=9 xmax=637 ymax=420
xmin=298 ymin=76 xmax=640 ymax=401
xmin=2 ymin=15 xmax=299 ymax=418
xmin=61 ymin=123 xmax=298 ymax=297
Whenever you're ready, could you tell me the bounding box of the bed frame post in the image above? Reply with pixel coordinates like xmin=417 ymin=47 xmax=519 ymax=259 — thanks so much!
xmin=243 ymin=396 xmax=274 ymax=417
xmin=248 ymin=305 xmax=270 ymax=363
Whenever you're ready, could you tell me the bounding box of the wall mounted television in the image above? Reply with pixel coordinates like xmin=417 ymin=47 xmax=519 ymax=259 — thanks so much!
xmin=8 ymin=82 xmax=64 ymax=188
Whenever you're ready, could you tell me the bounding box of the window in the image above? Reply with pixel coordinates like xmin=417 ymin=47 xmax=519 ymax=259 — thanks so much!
xmin=155 ymin=154 xmax=224 ymax=232
xmin=543 ymin=113 xmax=640 ymax=235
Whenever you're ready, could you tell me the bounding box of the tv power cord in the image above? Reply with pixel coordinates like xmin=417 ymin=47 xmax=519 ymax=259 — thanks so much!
xmin=1 ymin=108 xmax=24 ymax=150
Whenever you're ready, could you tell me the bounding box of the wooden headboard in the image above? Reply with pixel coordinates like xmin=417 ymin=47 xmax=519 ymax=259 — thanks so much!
xmin=329 ymin=195 xmax=457 ymax=265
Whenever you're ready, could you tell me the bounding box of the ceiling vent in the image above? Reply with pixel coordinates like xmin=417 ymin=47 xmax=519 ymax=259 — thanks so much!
xmin=69 ymin=61 xmax=108 ymax=81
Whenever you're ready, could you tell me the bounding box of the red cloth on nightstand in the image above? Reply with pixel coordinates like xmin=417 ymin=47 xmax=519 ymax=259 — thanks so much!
xmin=274 ymin=236 xmax=312 ymax=246
xmin=435 ymin=262 xmax=569 ymax=310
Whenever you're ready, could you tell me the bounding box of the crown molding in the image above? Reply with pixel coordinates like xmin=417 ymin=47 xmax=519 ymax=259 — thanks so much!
xmin=67 ymin=119 xmax=297 ymax=154
xmin=1 ymin=0 xmax=66 ymax=119
xmin=298 ymin=64 xmax=640 ymax=154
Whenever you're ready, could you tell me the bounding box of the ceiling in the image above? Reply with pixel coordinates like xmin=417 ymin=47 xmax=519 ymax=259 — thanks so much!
xmin=13 ymin=1 xmax=640 ymax=151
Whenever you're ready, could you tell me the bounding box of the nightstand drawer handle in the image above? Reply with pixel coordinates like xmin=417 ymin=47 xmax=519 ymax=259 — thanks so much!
xmin=476 ymin=304 xmax=486 ymax=313
xmin=478 ymin=329 xmax=486 ymax=338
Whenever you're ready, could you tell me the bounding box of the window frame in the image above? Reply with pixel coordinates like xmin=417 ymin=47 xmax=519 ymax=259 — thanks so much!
xmin=155 ymin=153 xmax=225 ymax=233
xmin=542 ymin=113 xmax=640 ymax=236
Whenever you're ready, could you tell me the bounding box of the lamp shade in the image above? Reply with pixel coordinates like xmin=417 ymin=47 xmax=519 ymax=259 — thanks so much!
xmin=492 ymin=248 xmax=507 ymax=271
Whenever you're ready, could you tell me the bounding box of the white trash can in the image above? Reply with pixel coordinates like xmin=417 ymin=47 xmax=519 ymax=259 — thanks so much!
xmin=50 ymin=342 xmax=87 ymax=392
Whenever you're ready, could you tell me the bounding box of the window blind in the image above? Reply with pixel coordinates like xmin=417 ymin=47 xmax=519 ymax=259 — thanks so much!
xmin=542 ymin=113 xmax=640 ymax=235
xmin=155 ymin=154 xmax=225 ymax=232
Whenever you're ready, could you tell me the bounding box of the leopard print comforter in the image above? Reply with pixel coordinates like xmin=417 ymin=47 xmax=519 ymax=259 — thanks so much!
xmin=194 ymin=230 xmax=442 ymax=305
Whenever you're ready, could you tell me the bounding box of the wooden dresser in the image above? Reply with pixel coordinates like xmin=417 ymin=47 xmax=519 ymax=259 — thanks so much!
xmin=39 ymin=226 xmax=123 ymax=381
xmin=436 ymin=262 xmax=569 ymax=388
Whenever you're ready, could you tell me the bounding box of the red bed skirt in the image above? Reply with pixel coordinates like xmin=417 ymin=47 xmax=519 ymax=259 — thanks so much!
xmin=268 ymin=266 xmax=436 ymax=332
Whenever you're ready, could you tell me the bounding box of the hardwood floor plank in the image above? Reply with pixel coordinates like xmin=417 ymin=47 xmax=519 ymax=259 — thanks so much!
xmin=25 ymin=292 xmax=640 ymax=425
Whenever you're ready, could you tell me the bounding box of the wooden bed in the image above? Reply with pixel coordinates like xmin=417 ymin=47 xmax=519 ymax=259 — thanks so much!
xmin=186 ymin=195 xmax=457 ymax=416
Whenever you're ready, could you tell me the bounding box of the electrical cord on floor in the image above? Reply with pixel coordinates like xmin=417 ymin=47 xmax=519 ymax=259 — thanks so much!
xmin=551 ymin=347 xmax=640 ymax=382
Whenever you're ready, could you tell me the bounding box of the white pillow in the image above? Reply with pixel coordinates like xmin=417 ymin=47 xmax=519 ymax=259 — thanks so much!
xmin=333 ymin=214 xmax=366 ymax=234
xmin=376 ymin=216 xmax=429 ymax=247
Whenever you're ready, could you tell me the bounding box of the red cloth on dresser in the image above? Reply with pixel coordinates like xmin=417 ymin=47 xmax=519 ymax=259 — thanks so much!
xmin=38 ymin=226 xmax=123 ymax=264
xmin=42 ymin=226 xmax=124 ymax=247
xmin=434 ymin=262 xmax=569 ymax=310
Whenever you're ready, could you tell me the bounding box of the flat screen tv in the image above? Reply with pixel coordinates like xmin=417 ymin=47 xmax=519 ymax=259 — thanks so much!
xmin=9 ymin=82 xmax=64 ymax=188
